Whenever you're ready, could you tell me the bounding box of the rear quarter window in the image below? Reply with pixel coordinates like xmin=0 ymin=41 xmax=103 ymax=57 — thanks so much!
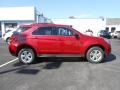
xmin=32 ymin=27 xmax=53 ymax=35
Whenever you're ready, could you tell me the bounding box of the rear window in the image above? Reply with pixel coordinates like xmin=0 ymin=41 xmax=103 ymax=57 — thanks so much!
xmin=100 ymin=30 xmax=109 ymax=34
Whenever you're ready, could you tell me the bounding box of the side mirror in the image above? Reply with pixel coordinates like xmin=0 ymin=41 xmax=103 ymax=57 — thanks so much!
xmin=74 ymin=33 xmax=80 ymax=39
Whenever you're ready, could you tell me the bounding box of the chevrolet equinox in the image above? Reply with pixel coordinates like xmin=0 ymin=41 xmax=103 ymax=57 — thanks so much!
xmin=8 ymin=23 xmax=111 ymax=64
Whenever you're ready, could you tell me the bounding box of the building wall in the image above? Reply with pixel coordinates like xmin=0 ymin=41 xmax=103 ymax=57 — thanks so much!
xmin=0 ymin=7 xmax=35 ymax=37
xmin=106 ymin=25 xmax=120 ymax=32
xmin=0 ymin=7 xmax=51 ymax=37
xmin=1 ymin=21 xmax=36 ymax=37
xmin=52 ymin=18 xmax=106 ymax=36
xmin=0 ymin=7 xmax=35 ymax=21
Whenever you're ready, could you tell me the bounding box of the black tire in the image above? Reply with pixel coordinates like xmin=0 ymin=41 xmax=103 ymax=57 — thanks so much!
xmin=18 ymin=48 xmax=35 ymax=64
xmin=86 ymin=47 xmax=104 ymax=63
xmin=6 ymin=37 xmax=10 ymax=44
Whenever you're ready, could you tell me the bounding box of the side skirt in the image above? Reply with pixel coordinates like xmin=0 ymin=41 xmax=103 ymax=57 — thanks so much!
xmin=38 ymin=54 xmax=82 ymax=57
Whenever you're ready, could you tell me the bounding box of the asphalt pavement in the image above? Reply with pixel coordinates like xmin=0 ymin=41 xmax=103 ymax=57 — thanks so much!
xmin=0 ymin=38 xmax=120 ymax=90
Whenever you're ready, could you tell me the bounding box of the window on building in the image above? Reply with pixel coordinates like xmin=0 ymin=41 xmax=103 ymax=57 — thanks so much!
xmin=106 ymin=27 xmax=109 ymax=32
xmin=111 ymin=27 xmax=116 ymax=33
xmin=106 ymin=27 xmax=109 ymax=30
xmin=4 ymin=23 xmax=17 ymax=32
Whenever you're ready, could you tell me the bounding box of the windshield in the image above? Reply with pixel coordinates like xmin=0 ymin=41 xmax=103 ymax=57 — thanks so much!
xmin=6 ymin=30 xmax=12 ymax=33
xmin=100 ymin=30 xmax=109 ymax=34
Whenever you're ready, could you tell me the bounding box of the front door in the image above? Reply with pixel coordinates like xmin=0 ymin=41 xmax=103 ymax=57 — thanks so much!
xmin=57 ymin=27 xmax=81 ymax=54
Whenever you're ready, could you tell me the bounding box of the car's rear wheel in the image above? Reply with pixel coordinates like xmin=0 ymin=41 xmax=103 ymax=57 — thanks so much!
xmin=86 ymin=47 xmax=104 ymax=63
xmin=18 ymin=48 xmax=35 ymax=64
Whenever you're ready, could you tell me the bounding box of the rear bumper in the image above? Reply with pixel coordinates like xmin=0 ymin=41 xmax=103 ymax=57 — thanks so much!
xmin=8 ymin=43 xmax=17 ymax=56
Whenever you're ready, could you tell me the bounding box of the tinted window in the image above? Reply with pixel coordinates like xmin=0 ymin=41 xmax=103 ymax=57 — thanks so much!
xmin=6 ymin=30 xmax=12 ymax=33
xmin=100 ymin=30 xmax=109 ymax=34
xmin=111 ymin=27 xmax=116 ymax=33
xmin=33 ymin=27 xmax=53 ymax=35
xmin=106 ymin=27 xmax=109 ymax=30
xmin=32 ymin=26 xmax=74 ymax=36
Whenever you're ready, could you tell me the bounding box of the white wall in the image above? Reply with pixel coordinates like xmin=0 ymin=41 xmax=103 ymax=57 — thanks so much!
xmin=0 ymin=7 xmax=35 ymax=21
xmin=0 ymin=6 xmax=53 ymax=38
xmin=52 ymin=18 xmax=106 ymax=36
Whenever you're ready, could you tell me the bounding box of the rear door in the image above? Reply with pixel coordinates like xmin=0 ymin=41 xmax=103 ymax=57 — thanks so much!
xmin=32 ymin=26 xmax=61 ymax=54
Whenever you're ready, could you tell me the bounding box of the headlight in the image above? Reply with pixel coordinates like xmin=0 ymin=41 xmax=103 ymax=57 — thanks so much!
xmin=104 ymin=38 xmax=110 ymax=44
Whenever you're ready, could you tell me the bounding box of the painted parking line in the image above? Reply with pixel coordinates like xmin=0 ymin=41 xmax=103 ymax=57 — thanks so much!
xmin=0 ymin=58 xmax=18 ymax=68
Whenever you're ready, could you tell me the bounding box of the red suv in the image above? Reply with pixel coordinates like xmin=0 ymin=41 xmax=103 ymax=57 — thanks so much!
xmin=9 ymin=23 xmax=111 ymax=64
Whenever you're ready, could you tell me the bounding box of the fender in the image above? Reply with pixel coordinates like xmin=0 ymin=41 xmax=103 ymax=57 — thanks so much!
xmin=80 ymin=40 xmax=105 ymax=57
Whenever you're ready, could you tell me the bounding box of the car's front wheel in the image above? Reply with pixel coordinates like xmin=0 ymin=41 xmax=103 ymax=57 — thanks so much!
xmin=86 ymin=47 xmax=104 ymax=63
xmin=18 ymin=48 xmax=35 ymax=64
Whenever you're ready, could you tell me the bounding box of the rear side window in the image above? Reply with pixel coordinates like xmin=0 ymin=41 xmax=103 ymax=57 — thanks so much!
xmin=32 ymin=27 xmax=53 ymax=35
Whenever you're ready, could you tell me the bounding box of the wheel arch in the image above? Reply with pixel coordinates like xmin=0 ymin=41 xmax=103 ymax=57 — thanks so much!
xmin=85 ymin=44 xmax=105 ymax=57
xmin=16 ymin=44 xmax=37 ymax=57
xmin=6 ymin=37 xmax=10 ymax=42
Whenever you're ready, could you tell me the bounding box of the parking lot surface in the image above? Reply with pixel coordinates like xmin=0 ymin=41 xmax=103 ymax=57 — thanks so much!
xmin=0 ymin=38 xmax=120 ymax=90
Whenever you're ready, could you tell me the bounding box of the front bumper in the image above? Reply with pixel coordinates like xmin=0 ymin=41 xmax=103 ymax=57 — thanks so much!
xmin=105 ymin=44 xmax=111 ymax=56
